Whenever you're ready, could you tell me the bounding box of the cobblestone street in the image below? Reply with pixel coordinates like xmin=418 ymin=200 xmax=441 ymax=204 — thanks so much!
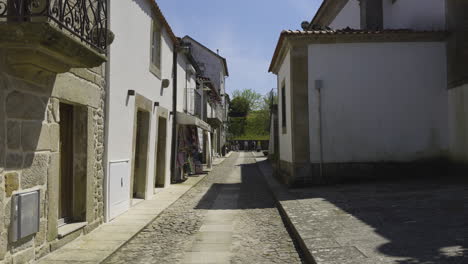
xmin=103 ymin=152 xmax=304 ymax=264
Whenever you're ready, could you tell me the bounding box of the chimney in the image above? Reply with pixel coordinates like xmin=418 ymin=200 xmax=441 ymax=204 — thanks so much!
xmin=359 ymin=0 xmax=383 ymax=30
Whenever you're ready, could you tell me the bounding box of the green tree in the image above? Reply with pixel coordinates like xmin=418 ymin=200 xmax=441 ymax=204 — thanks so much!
xmin=229 ymin=96 xmax=250 ymax=117
xmin=228 ymin=117 xmax=247 ymax=139
xmin=232 ymin=88 xmax=263 ymax=111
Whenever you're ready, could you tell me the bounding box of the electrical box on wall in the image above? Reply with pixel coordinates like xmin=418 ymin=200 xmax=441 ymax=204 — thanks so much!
xmin=10 ymin=190 xmax=40 ymax=242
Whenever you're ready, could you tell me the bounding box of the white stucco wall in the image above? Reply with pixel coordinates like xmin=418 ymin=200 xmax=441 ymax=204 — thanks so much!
xmin=330 ymin=0 xmax=360 ymax=29
xmin=308 ymin=42 xmax=448 ymax=163
xmin=383 ymin=0 xmax=446 ymax=30
xmin=448 ymin=84 xmax=468 ymax=163
xmin=278 ymin=52 xmax=293 ymax=163
xmin=107 ymin=0 xmax=177 ymax=220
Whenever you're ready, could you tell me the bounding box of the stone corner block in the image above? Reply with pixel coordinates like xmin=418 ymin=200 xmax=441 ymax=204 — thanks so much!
xmin=21 ymin=153 xmax=49 ymax=189
xmin=4 ymin=172 xmax=19 ymax=197
xmin=11 ymin=247 xmax=34 ymax=264
xmin=6 ymin=91 xmax=46 ymax=121
xmin=52 ymin=73 xmax=100 ymax=109
xmin=47 ymin=153 xmax=59 ymax=242
xmin=6 ymin=121 xmax=21 ymax=150
xmin=6 ymin=153 xmax=23 ymax=170
xmin=48 ymin=124 xmax=59 ymax=153
xmin=21 ymin=122 xmax=51 ymax=152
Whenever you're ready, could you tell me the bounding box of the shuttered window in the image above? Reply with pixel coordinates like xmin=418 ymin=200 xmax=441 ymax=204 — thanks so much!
xmin=150 ymin=20 xmax=162 ymax=77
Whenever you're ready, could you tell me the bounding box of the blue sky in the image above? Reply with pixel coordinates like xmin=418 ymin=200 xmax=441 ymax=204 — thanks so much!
xmin=157 ymin=0 xmax=322 ymax=97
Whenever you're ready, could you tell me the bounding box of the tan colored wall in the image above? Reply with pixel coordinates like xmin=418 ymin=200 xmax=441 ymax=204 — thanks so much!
xmin=0 ymin=60 xmax=106 ymax=263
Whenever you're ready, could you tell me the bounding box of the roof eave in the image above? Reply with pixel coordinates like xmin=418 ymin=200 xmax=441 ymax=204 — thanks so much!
xmin=183 ymin=35 xmax=229 ymax=76
xmin=269 ymin=30 xmax=450 ymax=74
xmin=147 ymin=0 xmax=179 ymax=46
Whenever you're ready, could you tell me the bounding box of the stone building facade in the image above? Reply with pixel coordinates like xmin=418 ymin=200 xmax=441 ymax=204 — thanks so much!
xmin=0 ymin=61 xmax=106 ymax=263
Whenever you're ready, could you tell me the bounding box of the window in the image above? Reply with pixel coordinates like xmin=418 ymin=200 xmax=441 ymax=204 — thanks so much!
xmin=281 ymin=81 xmax=286 ymax=133
xmin=150 ymin=20 xmax=162 ymax=78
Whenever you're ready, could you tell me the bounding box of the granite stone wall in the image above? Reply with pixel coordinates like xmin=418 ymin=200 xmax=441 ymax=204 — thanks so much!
xmin=0 ymin=60 xmax=106 ymax=263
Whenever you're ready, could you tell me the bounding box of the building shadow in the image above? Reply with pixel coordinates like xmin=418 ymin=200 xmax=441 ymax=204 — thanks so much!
xmin=194 ymin=158 xmax=276 ymax=210
xmin=260 ymin=158 xmax=468 ymax=264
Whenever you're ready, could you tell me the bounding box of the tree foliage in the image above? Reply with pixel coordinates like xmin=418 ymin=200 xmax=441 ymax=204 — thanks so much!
xmin=229 ymin=96 xmax=250 ymax=117
xmin=232 ymin=89 xmax=263 ymax=111
xmin=228 ymin=88 xmax=272 ymax=140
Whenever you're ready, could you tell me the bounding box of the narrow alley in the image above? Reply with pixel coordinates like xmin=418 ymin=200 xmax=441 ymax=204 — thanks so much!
xmin=103 ymin=152 xmax=304 ymax=264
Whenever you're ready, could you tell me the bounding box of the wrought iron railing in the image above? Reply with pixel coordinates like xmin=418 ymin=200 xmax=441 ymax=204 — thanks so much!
xmin=0 ymin=0 xmax=108 ymax=53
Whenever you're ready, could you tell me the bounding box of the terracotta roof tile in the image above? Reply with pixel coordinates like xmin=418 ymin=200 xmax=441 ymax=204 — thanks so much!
xmin=269 ymin=29 xmax=448 ymax=73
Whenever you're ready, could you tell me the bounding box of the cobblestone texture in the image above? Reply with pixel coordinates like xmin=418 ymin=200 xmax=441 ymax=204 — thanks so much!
xmin=257 ymin=156 xmax=468 ymax=264
xmin=104 ymin=152 xmax=304 ymax=264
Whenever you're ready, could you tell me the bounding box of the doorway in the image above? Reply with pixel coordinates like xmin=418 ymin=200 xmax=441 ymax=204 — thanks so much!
xmin=59 ymin=103 xmax=73 ymax=225
xmin=132 ymin=110 xmax=150 ymax=201
xmin=59 ymin=103 xmax=87 ymax=226
xmin=155 ymin=117 xmax=167 ymax=188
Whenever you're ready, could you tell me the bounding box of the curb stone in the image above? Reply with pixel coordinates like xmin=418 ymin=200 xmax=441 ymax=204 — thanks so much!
xmin=254 ymin=157 xmax=317 ymax=264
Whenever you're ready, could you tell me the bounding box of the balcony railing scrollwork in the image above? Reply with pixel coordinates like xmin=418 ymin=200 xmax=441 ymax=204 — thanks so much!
xmin=0 ymin=0 xmax=108 ymax=53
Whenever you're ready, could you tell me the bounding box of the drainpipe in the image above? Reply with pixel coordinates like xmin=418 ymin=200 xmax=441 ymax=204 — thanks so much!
xmin=315 ymin=80 xmax=324 ymax=183
xmin=102 ymin=0 xmax=111 ymax=223
xmin=170 ymin=43 xmax=178 ymax=183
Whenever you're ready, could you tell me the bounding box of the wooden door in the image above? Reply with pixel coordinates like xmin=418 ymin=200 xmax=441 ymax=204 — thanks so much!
xmin=59 ymin=103 xmax=74 ymax=224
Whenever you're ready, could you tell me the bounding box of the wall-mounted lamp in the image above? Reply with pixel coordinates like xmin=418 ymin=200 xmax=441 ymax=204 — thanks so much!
xmin=162 ymin=79 xmax=170 ymax=88
xmin=128 ymin=90 xmax=136 ymax=96
xmin=154 ymin=102 xmax=160 ymax=107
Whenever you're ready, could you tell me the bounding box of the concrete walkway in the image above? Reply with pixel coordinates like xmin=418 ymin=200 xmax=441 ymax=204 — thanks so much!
xmin=255 ymin=155 xmax=468 ymax=264
xmin=182 ymin=161 xmax=240 ymax=264
xmin=35 ymin=175 xmax=207 ymax=264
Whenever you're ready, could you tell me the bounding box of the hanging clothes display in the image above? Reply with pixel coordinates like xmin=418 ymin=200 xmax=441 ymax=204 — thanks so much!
xmin=176 ymin=125 xmax=205 ymax=177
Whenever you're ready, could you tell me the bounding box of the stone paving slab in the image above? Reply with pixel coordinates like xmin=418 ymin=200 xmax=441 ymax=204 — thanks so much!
xmin=35 ymin=174 xmax=207 ymax=264
xmin=102 ymin=152 xmax=304 ymax=264
xmin=255 ymin=155 xmax=468 ymax=264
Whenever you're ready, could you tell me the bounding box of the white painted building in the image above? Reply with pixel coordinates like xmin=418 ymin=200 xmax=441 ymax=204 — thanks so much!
xmin=105 ymin=0 xmax=210 ymax=221
xmin=182 ymin=36 xmax=230 ymax=156
xmin=269 ymin=0 xmax=466 ymax=186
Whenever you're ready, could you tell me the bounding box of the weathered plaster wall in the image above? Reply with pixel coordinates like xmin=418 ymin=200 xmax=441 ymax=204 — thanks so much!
xmin=308 ymin=42 xmax=448 ymax=163
xmin=382 ymin=0 xmax=446 ymax=30
xmin=330 ymin=0 xmax=360 ymax=29
xmin=278 ymin=52 xmax=293 ymax=163
xmin=448 ymin=84 xmax=468 ymax=164
xmin=108 ymin=0 xmax=176 ymax=220
xmin=184 ymin=38 xmax=225 ymax=93
xmin=0 ymin=59 xmax=105 ymax=263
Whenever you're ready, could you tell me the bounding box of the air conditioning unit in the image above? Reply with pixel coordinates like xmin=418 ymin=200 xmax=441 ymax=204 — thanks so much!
xmin=10 ymin=190 xmax=40 ymax=242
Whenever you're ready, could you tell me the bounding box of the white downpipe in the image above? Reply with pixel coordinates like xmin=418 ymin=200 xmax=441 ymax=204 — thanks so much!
xmin=315 ymin=80 xmax=324 ymax=182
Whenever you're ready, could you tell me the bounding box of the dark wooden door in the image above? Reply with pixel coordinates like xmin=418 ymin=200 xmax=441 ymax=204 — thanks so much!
xmin=155 ymin=117 xmax=167 ymax=187
xmin=59 ymin=103 xmax=74 ymax=223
